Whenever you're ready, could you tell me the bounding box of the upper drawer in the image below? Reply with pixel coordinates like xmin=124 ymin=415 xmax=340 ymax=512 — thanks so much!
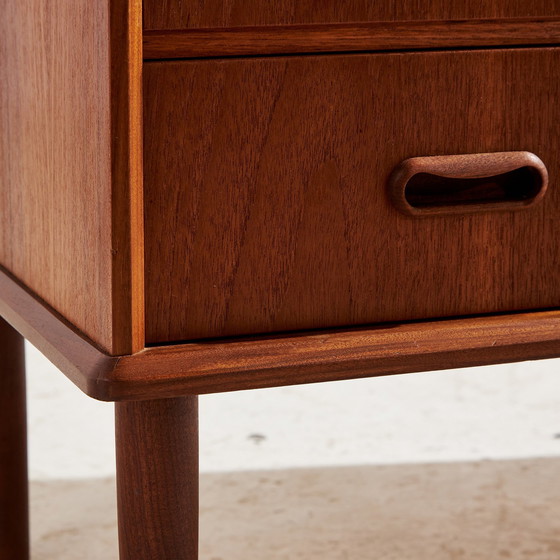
xmin=143 ymin=48 xmax=560 ymax=344
xmin=144 ymin=0 xmax=560 ymax=30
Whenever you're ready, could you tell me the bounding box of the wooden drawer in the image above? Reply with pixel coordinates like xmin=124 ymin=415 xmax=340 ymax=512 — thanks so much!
xmin=144 ymin=48 xmax=560 ymax=344
xmin=143 ymin=1 xmax=560 ymax=31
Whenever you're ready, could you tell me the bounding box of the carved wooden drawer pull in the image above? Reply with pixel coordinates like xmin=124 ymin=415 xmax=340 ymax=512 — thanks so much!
xmin=389 ymin=151 xmax=548 ymax=216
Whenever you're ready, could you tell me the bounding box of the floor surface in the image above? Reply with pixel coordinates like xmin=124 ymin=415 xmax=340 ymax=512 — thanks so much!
xmin=31 ymin=458 xmax=560 ymax=559
xmin=26 ymin=344 xmax=560 ymax=559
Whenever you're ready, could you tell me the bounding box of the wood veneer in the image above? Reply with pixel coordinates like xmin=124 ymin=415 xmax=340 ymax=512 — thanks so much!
xmin=0 ymin=0 xmax=144 ymax=355
xmin=4 ymin=2 xmax=560 ymax=558
xmin=143 ymin=18 xmax=560 ymax=60
xmin=111 ymin=0 xmax=145 ymax=355
xmin=144 ymin=47 xmax=560 ymax=344
xmin=143 ymin=0 xmax=560 ymax=31
xmin=2 ymin=264 xmax=560 ymax=402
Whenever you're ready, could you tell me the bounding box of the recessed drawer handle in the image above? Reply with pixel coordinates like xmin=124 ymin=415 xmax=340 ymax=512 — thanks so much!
xmin=389 ymin=151 xmax=548 ymax=216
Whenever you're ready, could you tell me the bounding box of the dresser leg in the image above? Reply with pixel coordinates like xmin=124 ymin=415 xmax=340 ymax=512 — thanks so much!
xmin=0 ymin=318 xmax=29 ymax=560
xmin=115 ymin=396 xmax=199 ymax=559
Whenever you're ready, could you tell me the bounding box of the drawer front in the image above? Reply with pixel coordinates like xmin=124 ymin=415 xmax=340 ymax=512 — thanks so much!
xmin=144 ymin=1 xmax=560 ymax=30
xmin=144 ymin=48 xmax=560 ymax=344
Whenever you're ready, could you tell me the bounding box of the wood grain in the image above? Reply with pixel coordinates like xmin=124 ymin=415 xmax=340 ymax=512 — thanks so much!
xmin=0 ymin=265 xmax=118 ymax=399
xmin=144 ymin=48 xmax=560 ymax=343
xmin=0 ymin=318 xmax=28 ymax=560
xmin=116 ymin=397 xmax=198 ymax=559
xmin=111 ymin=0 xmax=145 ymax=354
xmin=108 ymin=310 xmax=560 ymax=399
xmin=143 ymin=18 xmax=560 ymax=60
xmin=143 ymin=0 xmax=560 ymax=31
xmin=389 ymin=151 xmax=548 ymax=216
xmin=0 ymin=0 xmax=143 ymax=355
xmin=2 ymin=263 xmax=560 ymax=401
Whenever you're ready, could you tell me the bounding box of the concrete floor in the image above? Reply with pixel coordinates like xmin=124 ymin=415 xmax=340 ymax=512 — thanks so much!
xmin=32 ymin=459 xmax=560 ymax=559
xmin=26 ymin=344 xmax=560 ymax=558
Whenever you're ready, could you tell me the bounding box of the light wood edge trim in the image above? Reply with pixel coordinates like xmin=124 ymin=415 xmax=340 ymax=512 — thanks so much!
xmin=143 ymin=17 xmax=560 ymax=60
xmin=2 ymin=265 xmax=559 ymax=401
xmin=110 ymin=0 xmax=145 ymax=355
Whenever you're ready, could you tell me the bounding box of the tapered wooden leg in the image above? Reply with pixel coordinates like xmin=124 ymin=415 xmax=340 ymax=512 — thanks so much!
xmin=0 ymin=318 xmax=29 ymax=560
xmin=115 ymin=396 xmax=199 ymax=559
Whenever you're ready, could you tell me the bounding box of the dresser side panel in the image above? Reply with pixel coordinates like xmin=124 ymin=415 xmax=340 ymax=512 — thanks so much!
xmin=0 ymin=1 xmax=140 ymax=354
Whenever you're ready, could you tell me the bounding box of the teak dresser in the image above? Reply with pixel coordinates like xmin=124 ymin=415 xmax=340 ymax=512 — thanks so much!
xmin=2 ymin=1 xmax=560 ymax=558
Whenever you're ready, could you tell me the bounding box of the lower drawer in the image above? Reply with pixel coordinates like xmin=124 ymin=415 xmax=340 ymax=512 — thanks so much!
xmin=143 ymin=48 xmax=560 ymax=344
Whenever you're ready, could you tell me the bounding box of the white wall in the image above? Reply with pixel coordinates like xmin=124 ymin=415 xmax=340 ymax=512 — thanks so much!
xmin=26 ymin=343 xmax=560 ymax=480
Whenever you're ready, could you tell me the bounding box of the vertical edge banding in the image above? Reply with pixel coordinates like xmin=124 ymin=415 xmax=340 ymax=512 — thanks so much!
xmin=110 ymin=0 xmax=145 ymax=355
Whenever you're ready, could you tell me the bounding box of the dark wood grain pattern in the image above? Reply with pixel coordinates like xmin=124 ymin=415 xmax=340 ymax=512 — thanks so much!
xmin=144 ymin=48 xmax=560 ymax=343
xmin=144 ymin=0 xmax=560 ymax=30
xmin=0 ymin=0 xmax=144 ymax=355
xmin=116 ymin=397 xmax=198 ymax=559
xmin=143 ymin=18 xmax=560 ymax=60
xmin=0 ymin=318 xmax=28 ymax=560
xmin=2 ymin=263 xmax=560 ymax=401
